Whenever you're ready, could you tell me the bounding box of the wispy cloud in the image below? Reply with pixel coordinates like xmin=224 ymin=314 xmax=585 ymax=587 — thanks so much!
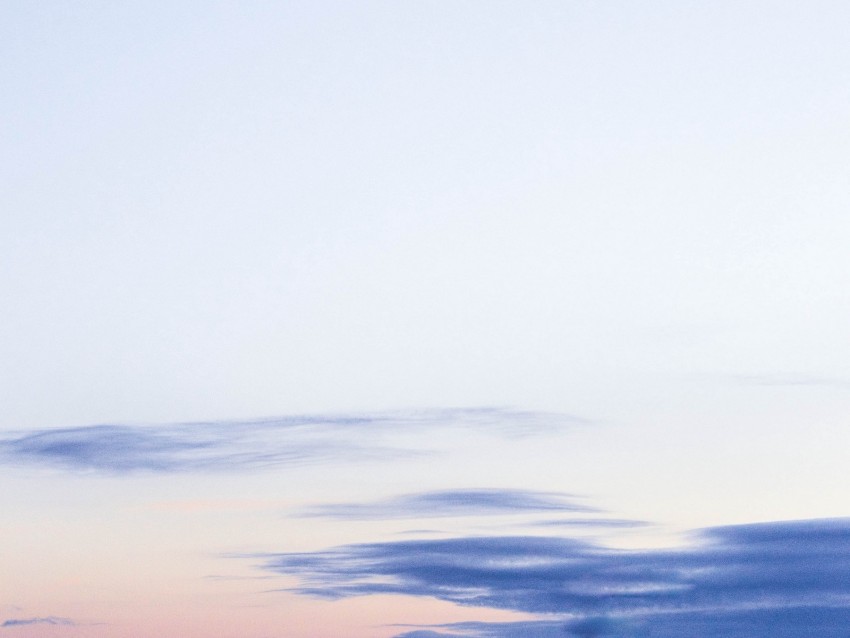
xmin=527 ymin=517 xmax=650 ymax=529
xmin=0 ymin=408 xmax=577 ymax=475
xmin=296 ymin=489 xmax=596 ymax=520
xmin=723 ymin=372 xmax=850 ymax=389
xmin=517 ymin=516 xmax=651 ymax=530
xmin=254 ymin=518 xmax=850 ymax=636
xmin=0 ymin=421 xmax=358 ymax=474
xmin=1 ymin=616 xmax=75 ymax=628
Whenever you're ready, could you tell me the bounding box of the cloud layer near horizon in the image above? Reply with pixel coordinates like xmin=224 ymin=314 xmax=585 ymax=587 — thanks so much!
xmin=392 ymin=608 xmax=850 ymax=638
xmin=0 ymin=408 xmax=575 ymax=474
xmin=255 ymin=518 xmax=850 ymax=637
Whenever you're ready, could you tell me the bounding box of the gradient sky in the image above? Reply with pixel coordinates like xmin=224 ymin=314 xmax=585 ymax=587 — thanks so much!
xmin=3 ymin=2 xmax=850 ymax=637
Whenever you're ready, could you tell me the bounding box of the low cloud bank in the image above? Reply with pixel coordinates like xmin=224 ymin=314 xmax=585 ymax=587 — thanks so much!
xmin=255 ymin=518 xmax=850 ymax=637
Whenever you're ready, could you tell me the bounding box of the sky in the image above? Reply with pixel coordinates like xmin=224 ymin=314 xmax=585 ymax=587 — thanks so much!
xmin=2 ymin=1 xmax=850 ymax=636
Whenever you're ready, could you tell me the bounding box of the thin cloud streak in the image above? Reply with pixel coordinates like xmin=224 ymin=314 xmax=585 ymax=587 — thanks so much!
xmin=722 ymin=372 xmax=850 ymax=389
xmin=0 ymin=408 xmax=578 ymax=475
xmin=297 ymin=489 xmax=596 ymax=520
xmin=255 ymin=518 xmax=850 ymax=636
xmin=1 ymin=616 xmax=75 ymax=627
xmin=528 ymin=518 xmax=650 ymax=529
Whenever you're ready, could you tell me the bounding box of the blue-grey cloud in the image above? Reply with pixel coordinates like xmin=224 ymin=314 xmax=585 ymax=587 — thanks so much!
xmin=392 ymin=621 xmax=567 ymax=638
xmin=0 ymin=421 xmax=367 ymax=474
xmin=1 ymin=616 xmax=75 ymax=627
xmin=394 ymin=620 xmax=584 ymax=638
xmin=255 ymin=518 xmax=850 ymax=637
xmin=297 ymin=489 xmax=596 ymax=519
xmin=396 ymin=607 xmax=850 ymax=638
xmin=0 ymin=408 xmax=576 ymax=474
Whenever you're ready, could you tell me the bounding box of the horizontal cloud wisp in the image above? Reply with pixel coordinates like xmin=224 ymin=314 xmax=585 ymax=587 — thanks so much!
xmin=1 ymin=616 xmax=75 ymax=627
xmin=0 ymin=408 xmax=576 ymax=474
xmin=297 ymin=488 xmax=596 ymax=520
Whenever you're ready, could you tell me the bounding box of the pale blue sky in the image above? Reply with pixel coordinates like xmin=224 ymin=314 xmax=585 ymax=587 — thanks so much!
xmin=4 ymin=1 xmax=850 ymax=429
xmin=3 ymin=4 xmax=850 ymax=636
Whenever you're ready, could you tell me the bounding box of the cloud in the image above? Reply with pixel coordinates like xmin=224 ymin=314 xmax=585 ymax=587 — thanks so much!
xmin=529 ymin=518 xmax=649 ymax=529
xmin=1 ymin=616 xmax=75 ymax=628
xmin=255 ymin=518 xmax=850 ymax=636
xmin=397 ymin=608 xmax=850 ymax=638
xmin=0 ymin=422 xmax=356 ymax=474
xmin=297 ymin=488 xmax=596 ymax=520
xmin=0 ymin=408 xmax=577 ymax=474
xmin=392 ymin=621 xmax=568 ymax=637
xmin=724 ymin=372 xmax=850 ymax=389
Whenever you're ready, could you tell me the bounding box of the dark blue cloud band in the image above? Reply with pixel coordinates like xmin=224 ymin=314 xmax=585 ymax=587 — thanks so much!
xmin=254 ymin=518 xmax=850 ymax=637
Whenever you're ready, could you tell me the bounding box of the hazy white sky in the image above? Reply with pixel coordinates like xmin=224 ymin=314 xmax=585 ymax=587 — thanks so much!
xmin=4 ymin=0 xmax=850 ymax=429
xmin=3 ymin=3 xmax=850 ymax=637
